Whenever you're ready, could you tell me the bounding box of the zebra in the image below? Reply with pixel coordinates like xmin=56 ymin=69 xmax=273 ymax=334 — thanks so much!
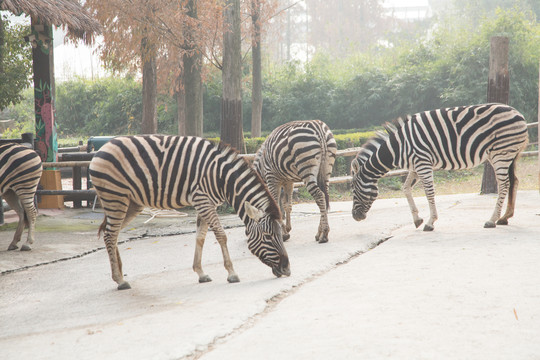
xmin=253 ymin=120 xmax=337 ymax=243
xmin=88 ymin=135 xmax=290 ymax=290
xmin=0 ymin=143 xmax=43 ymax=251
xmin=351 ymin=103 xmax=529 ymax=231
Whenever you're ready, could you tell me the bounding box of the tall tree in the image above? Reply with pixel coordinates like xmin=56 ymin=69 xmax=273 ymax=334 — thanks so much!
xmin=86 ymin=0 xmax=161 ymax=134
xmin=183 ymin=0 xmax=204 ymax=136
xmin=221 ymin=0 xmax=244 ymax=151
xmin=140 ymin=29 xmax=157 ymax=134
xmin=250 ymin=0 xmax=263 ymax=138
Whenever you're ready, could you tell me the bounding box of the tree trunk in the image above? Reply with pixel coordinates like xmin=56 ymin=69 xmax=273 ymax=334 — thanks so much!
xmin=221 ymin=0 xmax=244 ymax=152
xmin=183 ymin=51 xmax=203 ymax=136
xmin=481 ymin=36 xmax=509 ymax=194
xmin=0 ymin=16 xmax=4 ymax=76
xmin=140 ymin=35 xmax=157 ymax=134
xmin=182 ymin=0 xmax=203 ymax=137
xmin=250 ymin=0 xmax=262 ymax=138
xmin=176 ymin=68 xmax=186 ymax=136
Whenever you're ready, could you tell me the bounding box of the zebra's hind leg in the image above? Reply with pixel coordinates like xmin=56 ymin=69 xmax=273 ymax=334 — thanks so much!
xmin=402 ymin=171 xmax=423 ymax=228
xmin=496 ymin=160 xmax=519 ymax=226
xmin=100 ymin=196 xmax=131 ymax=290
xmin=484 ymin=157 xmax=513 ymax=228
xmin=3 ymin=190 xmax=27 ymax=251
xmin=304 ymin=175 xmax=329 ymax=243
xmin=193 ymin=214 xmax=212 ymax=283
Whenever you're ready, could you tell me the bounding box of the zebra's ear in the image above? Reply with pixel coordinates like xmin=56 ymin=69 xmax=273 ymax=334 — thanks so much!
xmin=245 ymin=202 xmax=264 ymax=222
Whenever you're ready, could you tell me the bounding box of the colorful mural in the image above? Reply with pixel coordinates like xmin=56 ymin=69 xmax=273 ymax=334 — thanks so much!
xmin=31 ymin=22 xmax=57 ymax=163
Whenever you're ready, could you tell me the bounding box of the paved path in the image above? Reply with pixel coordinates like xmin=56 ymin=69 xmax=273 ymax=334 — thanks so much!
xmin=1 ymin=191 xmax=539 ymax=359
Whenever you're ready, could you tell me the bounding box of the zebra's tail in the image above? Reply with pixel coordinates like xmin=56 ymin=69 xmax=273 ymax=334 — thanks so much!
xmin=98 ymin=217 xmax=107 ymax=239
xmin=317 ymin=145 xmax=330 ymax=211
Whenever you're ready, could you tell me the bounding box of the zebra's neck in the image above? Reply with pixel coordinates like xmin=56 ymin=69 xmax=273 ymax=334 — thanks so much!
xmin=216 ymin=148 xmax=278 ymax=224
xmin=359 ymin=135 xmax=397 ymax=181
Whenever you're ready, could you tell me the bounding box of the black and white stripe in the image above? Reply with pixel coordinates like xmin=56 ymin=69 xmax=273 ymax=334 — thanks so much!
xmin=253 ymin=120 xmax=337 ymax=243
xmin=89 ymin=135 xmax=290 ymax=290
xmin=351 ymin=103 xmax=529 ymax=230
xmin=0 ymin=143 xmax=42 ymax=251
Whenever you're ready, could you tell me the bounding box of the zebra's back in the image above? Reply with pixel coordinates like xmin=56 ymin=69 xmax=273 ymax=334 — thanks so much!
xmin=89 ymin=135 xmax=218 ymax=209
xmin=395 ymin=103 xmax=528 ymax=170
xmin=254 ymin=120 xmax=337 ymax=181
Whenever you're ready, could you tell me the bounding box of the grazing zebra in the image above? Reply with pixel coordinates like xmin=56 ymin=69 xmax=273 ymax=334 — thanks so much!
xmin=0 ymin=143 xmax=42 ymax=251
xmin=351 ymin=103 xmax=529 ymax=231
xmin=253 ymin=120 xmax=337 ymax=243
xmin=88 ymin=135 xmax=290 ymax=290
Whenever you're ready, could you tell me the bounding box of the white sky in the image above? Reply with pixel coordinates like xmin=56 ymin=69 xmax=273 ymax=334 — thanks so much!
xmin=3 ymin=0 xmax=432 ymax=81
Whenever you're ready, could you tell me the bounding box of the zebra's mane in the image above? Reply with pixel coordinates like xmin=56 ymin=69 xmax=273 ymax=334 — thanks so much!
xmin=356 ymin=114 xmax=411 ymax=165
xmin=216 ymin=141 xmax=282 ymax=221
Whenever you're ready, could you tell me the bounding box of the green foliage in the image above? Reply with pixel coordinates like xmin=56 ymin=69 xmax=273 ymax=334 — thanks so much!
xmin=201 ymin=7 xmax=540 ymax=134
xmin=0 ymin=16 xmax=32 ymax=110
xmin=55 ymin=77 xmax=142 ymax=135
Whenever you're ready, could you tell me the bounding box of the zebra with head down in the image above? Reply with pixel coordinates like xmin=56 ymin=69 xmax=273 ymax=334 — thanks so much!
xmin=89 ymin=135 xmax=290 ymax=290
xmin=351 ymin=103 xmax=529 ymax=231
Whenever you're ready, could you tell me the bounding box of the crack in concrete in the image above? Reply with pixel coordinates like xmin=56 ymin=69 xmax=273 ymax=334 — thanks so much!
xmin=1 ymin=224 xmax=248 ymax=276
xmin=183 ymin=234 xmax=394 ymax=360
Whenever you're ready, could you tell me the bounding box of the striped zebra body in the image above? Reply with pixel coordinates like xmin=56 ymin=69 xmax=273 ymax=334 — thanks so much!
xmin=351 ymin=103 xmax=529 ymax=230
xmin=0 ymin=143 xmax=42 ymax=251
xmin=89 ymin=135 xmax=289 ymax=290
xmin=253 ymin=120 xmax=337 ymax=243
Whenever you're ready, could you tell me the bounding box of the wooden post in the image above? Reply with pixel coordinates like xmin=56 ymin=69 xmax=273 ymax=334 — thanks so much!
xmin=481 ymin=36 xmax=509 ymax=194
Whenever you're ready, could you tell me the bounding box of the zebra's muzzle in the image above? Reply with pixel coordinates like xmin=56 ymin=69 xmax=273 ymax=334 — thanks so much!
xmin=352 ymin=209 xmax=366 ymax=221
xmin=272 ymin=256 xmax=291 ymax=277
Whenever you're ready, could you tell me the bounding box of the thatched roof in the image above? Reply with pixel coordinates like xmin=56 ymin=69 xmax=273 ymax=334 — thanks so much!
xmin=0 ymin=0 xmax=101 ymax=44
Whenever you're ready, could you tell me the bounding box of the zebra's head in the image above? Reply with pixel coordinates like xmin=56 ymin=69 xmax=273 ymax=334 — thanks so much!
xmin=244 ymin=202 xmax=290 ymax=278
xmin=350 ymin=154 xmax=379 ymax=221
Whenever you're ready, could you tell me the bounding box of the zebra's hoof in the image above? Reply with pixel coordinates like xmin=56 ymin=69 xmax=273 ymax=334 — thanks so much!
xmin=20 ymin=244 xmax=32 ymax=251
xmin=199 ymin=275 xmax=212 ymax=283
xmin=496 ymin=219 xmax=508 ymax=225
xmin=283 ymin=233 xmax=290 ymax=241
xmin=117 ymin=282 xmax=131 ymax=290
xmin=414 ymin=219 xmax=424 ymax=228
xmin=423 ymin=224 xmax=434 ymax=232
xmin=317 ymin=236 xmax=328 ymax=244
xmin=227 ymin=274 xmax=240 ymax=283
xmin=7 ymin=244 xmax=18 ymax=251
xmin=484 ymin=221 xmax=496 ymax=228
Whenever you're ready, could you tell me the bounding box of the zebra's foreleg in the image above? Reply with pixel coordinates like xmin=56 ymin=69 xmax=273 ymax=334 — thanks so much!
xmin=417 ymin=169 xmax=438 ymax=231
xmin=193 ymin=214 xmax=212 ymax=283
xmin=402 ymin=171 xmax=423 ymax=228
xmin=3 ymin=190 xmax=30 ymax=251
xmin=194 ymin=197 xmax=240 ymax=283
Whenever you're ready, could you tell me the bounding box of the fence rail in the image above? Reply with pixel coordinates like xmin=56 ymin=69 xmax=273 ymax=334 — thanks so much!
xmin=8 ymin=122 xmax=540 ymax=205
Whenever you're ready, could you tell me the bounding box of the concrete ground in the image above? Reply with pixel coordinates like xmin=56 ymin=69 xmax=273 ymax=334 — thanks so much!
xmin=1 ymin=191 xmax=539 ymax=360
